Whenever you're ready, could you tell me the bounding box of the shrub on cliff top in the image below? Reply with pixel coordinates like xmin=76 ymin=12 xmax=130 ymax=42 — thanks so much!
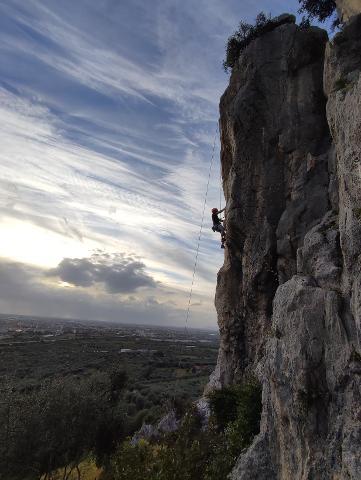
xmin=224 ymin=2 xmax=339 ymax=72
xmin=223 ymin=12 xmax=273 ymax=72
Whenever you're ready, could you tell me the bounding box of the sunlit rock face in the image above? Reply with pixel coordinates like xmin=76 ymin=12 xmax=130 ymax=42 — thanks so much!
xmin=210 ymin=12 xmax=361 ymax=480
xmin=336 ymin=0 xmax=361 ymax=21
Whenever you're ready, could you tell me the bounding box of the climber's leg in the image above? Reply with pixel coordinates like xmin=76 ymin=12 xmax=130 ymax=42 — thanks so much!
xmin=219 ymin=225 xmax=226 ymax=248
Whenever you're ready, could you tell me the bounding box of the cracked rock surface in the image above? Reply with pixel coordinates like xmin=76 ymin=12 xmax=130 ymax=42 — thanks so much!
xmin=209 ymin=13 xmax=361 ymax=480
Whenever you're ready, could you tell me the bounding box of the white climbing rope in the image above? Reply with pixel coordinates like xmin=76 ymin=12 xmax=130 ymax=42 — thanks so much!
xmin=184 ymin=126 xmax=219 ymax=331
xmin=171 ymin=126 xmax=219 ymax=404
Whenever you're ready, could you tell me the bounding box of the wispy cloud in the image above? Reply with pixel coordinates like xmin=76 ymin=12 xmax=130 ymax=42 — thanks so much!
xmin=0 ymin=0 xmax=305 ymax=327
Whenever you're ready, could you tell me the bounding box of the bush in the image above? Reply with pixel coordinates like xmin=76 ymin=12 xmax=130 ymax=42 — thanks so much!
xmin=299 ymin=16 xmax=312 ymax=29
xmin=224 ymin=3 xmax=340 ymax=72
xmin=225 ymin=380 xmax=263 ymax=450
xmin=111 ymin=409 xmax=211 ymax=480
xmin=0 ymin=377 xmax=109 ymax=479
xmin=207 ymin=384 xmax=239 ymax=430
xmin=110 ymin=379 xmax=263 ymax=480
xmin=223 ymin=12 xmax=274 ymax=72
xmin=112 ymin=440 xmax=161 ymax=480
xmin=208 ymin=379 xmax=262 ymax=435
xmin=205 ymin=379 xmax=262 ymax=478
xmin=334 ymin=76 xmax=349 ymax=91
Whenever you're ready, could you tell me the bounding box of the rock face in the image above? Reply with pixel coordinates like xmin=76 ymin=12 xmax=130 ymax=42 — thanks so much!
xmin=131 ymin=410 xmax=179 ymax=445
xmin=211 ymin=13 xmax=361 ymax=480
xmin=324 ymin=14 xmax=361 ymax=337
xmin=213 ymin=14 xmax=331 ymax=387
xmin=336 ymin=0 xmax=361 ymax=21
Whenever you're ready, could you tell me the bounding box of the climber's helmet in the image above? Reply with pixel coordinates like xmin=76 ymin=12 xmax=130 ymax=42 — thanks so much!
xmin=212 ymin=208 xmax=218 ymax=214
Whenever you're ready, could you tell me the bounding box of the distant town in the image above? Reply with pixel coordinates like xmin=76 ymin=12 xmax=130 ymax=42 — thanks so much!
xmin=0 ymin=312 xmax=219 ymax=346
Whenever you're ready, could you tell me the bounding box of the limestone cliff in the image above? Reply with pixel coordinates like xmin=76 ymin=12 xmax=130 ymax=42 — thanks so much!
xmin=336 ymin=0 xmax=361 ymax=21
xmin=211 ymin=13 xmax=361 ymax=479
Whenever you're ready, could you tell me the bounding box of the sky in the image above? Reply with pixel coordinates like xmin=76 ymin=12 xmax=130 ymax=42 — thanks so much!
xmin=0 ymin=0 xmax=328 ymax=329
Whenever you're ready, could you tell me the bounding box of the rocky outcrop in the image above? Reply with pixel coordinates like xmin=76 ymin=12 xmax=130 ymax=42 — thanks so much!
xmin=324 ymin=14 xmax=361 ymax=339
xmin=212 ymin=14 xmax=331 ymax=388
xmin=336 ymin=0 xmax=361 ymax=21
xmin=131 ymin=410 xmax=179 ymax=445
xmin=231 ymin=273 xmax=360 ymax=479
xmin=211 ymin=12 xmax=361 ymax=480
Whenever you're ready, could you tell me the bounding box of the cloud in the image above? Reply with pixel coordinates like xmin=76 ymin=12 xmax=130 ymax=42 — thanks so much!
xmin=0 ymin=85 xmax=222 ymax=289
xmin=0 ymin=0 xmax=307 ymax=329
xmin=48 ymin=253 xmax=157 ymax=293
xmin=0 ymin=257 xmax=216 ymax=329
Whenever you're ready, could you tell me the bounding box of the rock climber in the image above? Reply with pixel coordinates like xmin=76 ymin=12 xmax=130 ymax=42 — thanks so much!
xmin=212 ymin=207 xmax=226 ymax=248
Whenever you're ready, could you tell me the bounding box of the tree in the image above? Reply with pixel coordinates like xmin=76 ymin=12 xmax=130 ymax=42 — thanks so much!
xmin=0 ymin=373 xmax=127 ymax=479
xmin=298 ymin=0 xmax=337 ymax=22
xmin=223 ymin=12 xmax=275 ymax=72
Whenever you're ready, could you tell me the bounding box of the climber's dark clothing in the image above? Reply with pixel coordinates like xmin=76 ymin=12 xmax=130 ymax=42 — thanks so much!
xmin=212 ymin=212 xmax=222 ymax=226
xmin=212 ymin=208 xmax=226 ymax=249
xmin=213 ymin=223 xmax=225 ymax=234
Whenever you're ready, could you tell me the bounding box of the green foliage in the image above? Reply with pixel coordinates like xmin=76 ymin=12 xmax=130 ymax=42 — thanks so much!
xmin=224 ymin=380 xmax=263 ymax=450
xmin=110 ymin=379 xmax=262 ymax=480
xmin=112 ymin=440 xmax=160 ymax=480
xmin=299 ymin=16 xmax=312 ymax=30
xmin=109 ymin=368 xmax=128 ymax=403
xmin=335 ymin=77 xmax=346 ymax=90
xmin=353 ymin=207 xmax=361 ymax=221
xmin=224 ymin=2 xmax=340 ymax=72
xmin=207 ymin=384 xmax=240 ymax=430
xmin=0 ymin=322 xmax=218 ymax=478
xmin=334 ymin=76 xmax=353 ymax=93
xmin=298 ymin=0 xmax=336 ymax=22
xmin=208 ymin=379 xmax=262 ymax=436
xmin=111 ymin=409 xmax=211 ymax=480
xmin=223 ymin=12 xmax=274 ymax=72
xmin=350 ymin=347 xmax=361 ymax=362
xmin=205 ymin=379 xmax=262 ymax=477
xmin=0 ymin=372 xmax=128 ymax=480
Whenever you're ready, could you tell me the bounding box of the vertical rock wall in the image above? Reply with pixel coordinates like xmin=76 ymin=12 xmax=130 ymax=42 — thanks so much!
xmin=324 ymin=15 xmax=361 ymax=340
xmin=211 ymin=13 xmax=361 ymax=480
xmin=211 ymin=15 xmax=331 ymax=388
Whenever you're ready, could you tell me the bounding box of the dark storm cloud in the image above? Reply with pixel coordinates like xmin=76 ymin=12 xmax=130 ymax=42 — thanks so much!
xmin=48 ymin=253 xmax=157 ymax=293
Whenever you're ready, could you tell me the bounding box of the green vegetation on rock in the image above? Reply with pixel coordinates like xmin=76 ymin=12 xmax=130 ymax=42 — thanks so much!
xmin=223 ymin=12 xmax=274 ymax=72
xmin=109 ymin=379 xmax=262 ymax=480
xmin=0 ymin=320 xmax=218 ymax=480
xmin=224 ymin=2 xmax=340 ymax=72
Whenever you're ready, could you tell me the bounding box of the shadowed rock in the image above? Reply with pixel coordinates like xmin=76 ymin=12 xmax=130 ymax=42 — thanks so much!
xmin=209 ymin=11 xmax=361 ymax=480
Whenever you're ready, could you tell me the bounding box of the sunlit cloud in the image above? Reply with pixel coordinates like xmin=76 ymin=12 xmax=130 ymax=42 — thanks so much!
xmin=0 ymin=0 xmax=304 ymax=327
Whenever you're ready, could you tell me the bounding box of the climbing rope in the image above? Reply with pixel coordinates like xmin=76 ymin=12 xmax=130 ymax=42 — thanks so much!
xmin=170 ymin=126 xmax=219 ymax=406
xmin=219 ymin=159 xmax=222 ymax=212
xmin=184 ymin=126 xmax=219 ymax=331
